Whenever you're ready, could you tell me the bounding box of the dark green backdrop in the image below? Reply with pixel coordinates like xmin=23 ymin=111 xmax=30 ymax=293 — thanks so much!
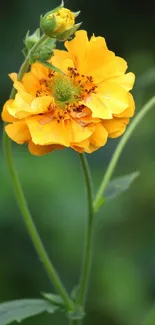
xmin=1 ymin=1 xmax=155 ymax=324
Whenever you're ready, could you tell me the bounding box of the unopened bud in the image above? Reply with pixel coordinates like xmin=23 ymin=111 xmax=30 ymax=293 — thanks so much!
xmin=40 ymin=5 xmax=80 ymax=39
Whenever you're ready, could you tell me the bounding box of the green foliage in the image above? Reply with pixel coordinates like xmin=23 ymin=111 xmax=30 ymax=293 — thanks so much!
xmin=0 ymin=299 xmax=58 ymax=325
xmin=104 ymin=171 xmax=140 ymax=200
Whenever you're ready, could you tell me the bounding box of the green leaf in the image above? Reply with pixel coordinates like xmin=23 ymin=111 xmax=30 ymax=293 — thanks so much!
xmin=41 ymin=292 xmax=65 ymax=309
xmin=0 ymin=299 xmax=58 ymax=325
xmin=104 ymin=171 xmax=140 ymax=200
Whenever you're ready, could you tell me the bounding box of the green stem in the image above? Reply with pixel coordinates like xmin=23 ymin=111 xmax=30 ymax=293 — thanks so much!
xmin=3 ymin=34 xmax=74 ymax=312
xmin=77 ymin=153 xmax=94 ymax=306
xmin=94 ymin=96 xmax=155 ymax=211
xmin=10 ymin=34 xmax=47 ymax=99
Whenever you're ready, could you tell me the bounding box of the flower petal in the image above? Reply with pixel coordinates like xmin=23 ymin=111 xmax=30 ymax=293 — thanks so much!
xmin=26 ymin=116 xmax=70 ymax=146
xmin=102 ymin=117 xmax=129 ymax=138
xmin=8 ymin=95 xmax=53 ymax=119
xmin=5 ymin=121 xmax=31 ymax=144
xmin=92 ymin=57 xmax=127 ymax=84
xmin=90 ymin=123 xmax=108 ymax=147
xmin=66 ymin=118 xmax=95 ymax=143
xmin=28 ymin=140 xmax=63 ymax=156
xmin=83 ymin=35 xmax=115 ymax=75
xmin=109 ymin=72 xmax=135 ymax=91
xmin=22 ymin=72 xmax=40 ymax=95
xmin=1 ymin=100 xmax=17 ymax=122
xmin=84 ymin=94 xmax=113 ymax=119
xmin=97 ymin=82 xmax=129 ymax=114
xmin=114 ymin=93 xmax=135 ymax=118
xmin=65 ymin=30 xmax=89 ymax=73
xmin=51 ymin=49 xmax=73 ymax=72
xmin=31 ymin=62 xmax=49 ymax=79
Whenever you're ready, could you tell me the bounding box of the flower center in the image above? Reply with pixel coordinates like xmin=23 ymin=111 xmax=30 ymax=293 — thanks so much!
xmin=50 ymin=75 xmax=80 ymax=107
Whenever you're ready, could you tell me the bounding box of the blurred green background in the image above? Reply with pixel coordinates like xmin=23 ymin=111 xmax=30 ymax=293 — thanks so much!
xmin=1 ymin=1 xmax=155 ymax=324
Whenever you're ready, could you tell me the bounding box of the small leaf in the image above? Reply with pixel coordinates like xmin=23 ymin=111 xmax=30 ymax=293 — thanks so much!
xmin=0 ymin=299 xmax=58 ymax=325
xmin=42 ymin=292 xmax=65 ymax=308
xmin=104 ymin=171 xmax=140 ymax=200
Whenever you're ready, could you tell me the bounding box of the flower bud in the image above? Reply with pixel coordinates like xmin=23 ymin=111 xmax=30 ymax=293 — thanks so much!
xmin=55 ymin=22 xmax=82 ymax=41
xmin=40 ymin=5 xmax=79 ymax=39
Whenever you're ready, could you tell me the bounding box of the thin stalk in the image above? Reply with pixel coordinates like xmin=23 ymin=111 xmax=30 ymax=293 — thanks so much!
xmin=3 ymin=34 xmax=74 ymax=312
xmin=77 ymin=153 xmax=94 ymax=306
xmin=94 ymin=96 xmax=155 ymax=211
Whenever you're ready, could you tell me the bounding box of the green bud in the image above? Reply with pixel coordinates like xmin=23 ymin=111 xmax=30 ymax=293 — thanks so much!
xmin=40 ymin=4 xmax=78 ymax=39
xmin=56 ymin=22 xmax=82 ymax=41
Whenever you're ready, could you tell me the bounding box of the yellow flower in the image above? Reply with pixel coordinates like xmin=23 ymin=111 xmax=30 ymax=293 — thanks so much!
xmin=2 ymin=30 xmax=135 ymax=156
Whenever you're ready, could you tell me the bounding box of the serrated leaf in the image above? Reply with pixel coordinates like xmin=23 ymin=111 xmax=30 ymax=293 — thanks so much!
xmin=104 ymin=171 xmax=140 ymax=200
xmin=0 ymin=299 xmax=58 ymax=325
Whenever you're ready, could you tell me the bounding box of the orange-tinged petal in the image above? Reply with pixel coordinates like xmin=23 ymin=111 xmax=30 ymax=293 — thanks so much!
xmin=92 ymin=57 xmax=127 ymax=84
xmin=97 ymin=82 xmax=129 ymax=115
xmin=28 ymin=140 xmax=63 ymax=156
xmin=22 ymin=72 xmax=40 ymax=95
xmin=84 ymin=94 xmax=113 ymax=119
xmin=109 ymin=72 xmax=135 ymax=91
xmin=26 ymin=116 xmax=70 ymax=146
xmin=83 ymin=36 xmax=115 ymax=75
xmin=102 ymin=117 xmax=129 ymax=138
xmin=114 ymin=93 xmax=135 ymax=118
xmin=90 ymin=123 xmax=108 ymax=147
xmin=5 ymin=121 xmax=31 ymax=144
xmin=8 ymin=95 xmax=53 ymax=119
xmin=1 ymin=100 xmax=17 ymax=122
xmin=31 ymin=62 xmax=49 ymax=79
xmin=51 ymin=49 xmax=72 ymax=71
xmin=66 ymin=118 xmax=95 ymax=143
xmin=65 ymin=30 xmax=89 ymax=73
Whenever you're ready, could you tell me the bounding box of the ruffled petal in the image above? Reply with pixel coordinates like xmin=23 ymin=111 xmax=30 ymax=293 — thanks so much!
xmin=84 ymin=94 xmax=113 ymax=119
xmin=65 ymin=30 xmax=89 ymax=73
xmin=92 ymin=57 xmax=127 ymax=84
xmin=102 ymin=117 xmax=129 ymax=138
xmin=97 ymin=82 xmax=129 ymax=114
xmin=108 ymin=72 xmax=135 ymax=91
xmin=66 ymin=118 xmax=95 ymax=143
xmin=90 ymin=123 xmax=108 ymax=147
xmin=22 ymin=72 xmax=40 ymax=95
xmin=8 ymin=95 xmax=54 ymax=119
xmin=1 ymin=100 xmax=17 ymax=122
xmin=5 ymin=121 xmax=31 ymax=144
xmin=51 ymin=50 xmax=73 ymax=72
xmin=83 ymin=35 xmax=115 ymax=76
xmin=31 ymin=62 xmax=49 ymax=79
xmin=26 ymin=116 xmax=70 ymax=146
xmin=28 ymin=140 xmax=63 ymax=156
xmin=114 ymin=93 xmax=135 ymax=118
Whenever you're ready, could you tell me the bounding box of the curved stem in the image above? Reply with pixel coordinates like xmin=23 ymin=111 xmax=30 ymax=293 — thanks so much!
xmin=94 ymin=96 xmax=155 ymax=211
xmin=77 ymin=153 xmax=94 ymax=306
xmin=3 ymin=34 xmax=74 ymax=312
